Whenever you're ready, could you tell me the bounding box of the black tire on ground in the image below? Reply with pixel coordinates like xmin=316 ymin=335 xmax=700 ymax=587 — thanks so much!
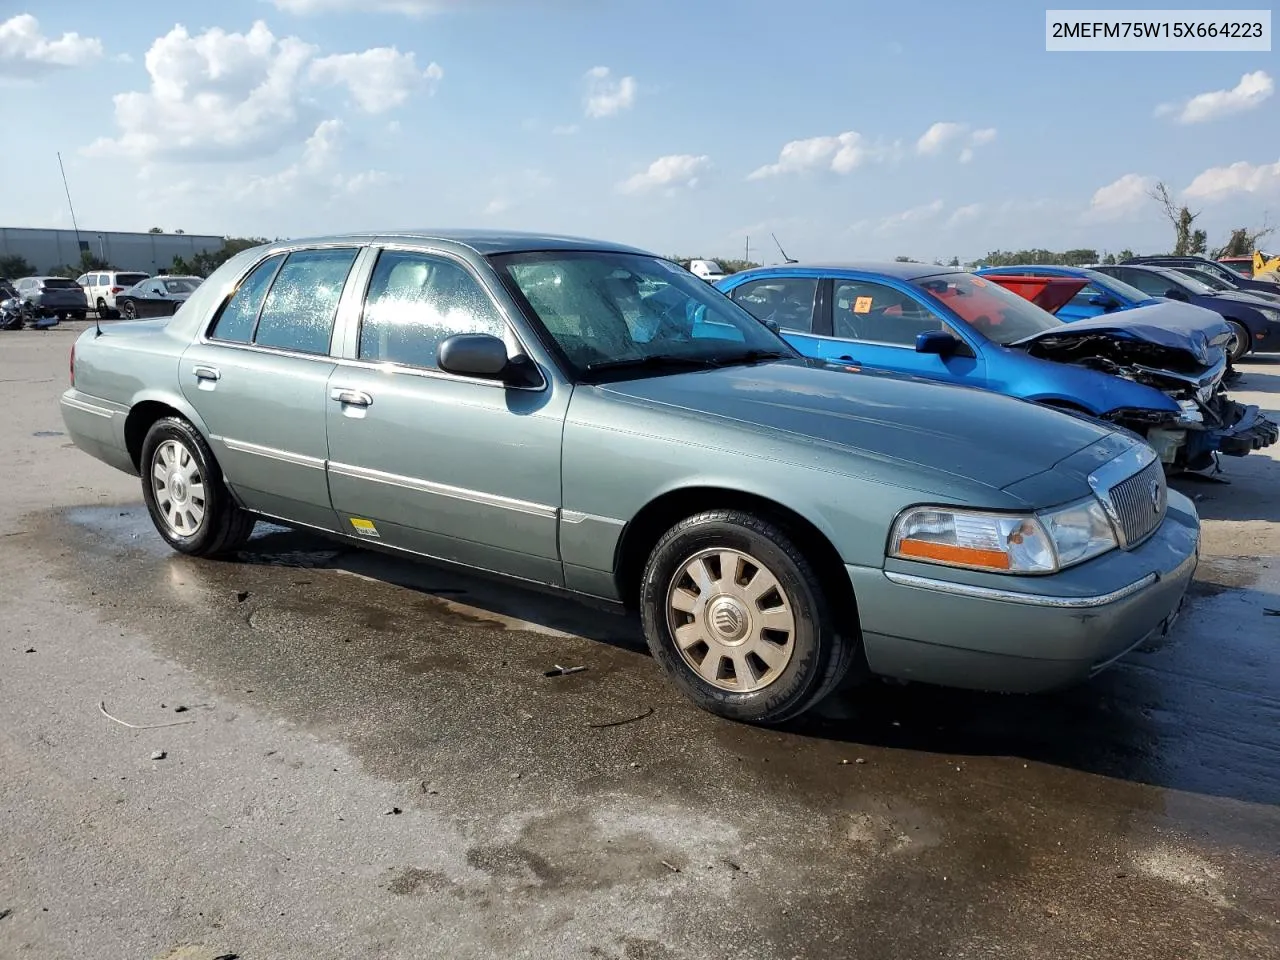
xmin=1227 ymin=320 xmax=1250 ymax=361
xmin=140 ymin=416 xmax=255 ymax=557
xmin=639 ymin=509 xmax=856 ymax=725
xmin=121 ymin=301 xmax=136 ymax=320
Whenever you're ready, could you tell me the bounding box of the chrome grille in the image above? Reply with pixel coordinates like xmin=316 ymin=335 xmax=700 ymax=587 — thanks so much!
xmin=1103 ymin=458 xmax=1166 ymax=547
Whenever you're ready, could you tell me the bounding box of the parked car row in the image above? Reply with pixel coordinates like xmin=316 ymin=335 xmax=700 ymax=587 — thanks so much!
xmin=0 ymin=271 xmax=203 ymax=328
xmin=715 ymin=259 xmax=1278 ymax=473
xmin=61 ymin=230 xmax=1203 ymax=725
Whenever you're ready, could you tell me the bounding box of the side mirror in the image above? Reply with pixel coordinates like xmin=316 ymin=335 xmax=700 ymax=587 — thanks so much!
xmin=916 ymin=330 xmax=960 ymax=356
xmin=1088 ymin=294 xmax=1120 ymax=310
xmin=1165 ymin=288 xmax=1190 ymax=302
xmin=438 ymin=333 xmax=509 ymax=378
xmin=762 ymin=318 xmax=781 ymax=334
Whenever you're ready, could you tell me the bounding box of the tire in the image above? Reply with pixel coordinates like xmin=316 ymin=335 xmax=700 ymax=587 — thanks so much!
xmin=121 ymin=301 xmax=136 ymax=320
xmin=639 ymin=509 xmax=856 ymax=724
xmin=140 ymin=417 xmax=255 ymax=557
xmin=1226 ymin=320 xmax=1250 ymax=361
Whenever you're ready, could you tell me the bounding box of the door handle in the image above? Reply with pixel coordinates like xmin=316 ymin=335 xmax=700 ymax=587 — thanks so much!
xmin=192 ymin=364 xmax=221 ymax=382
xmin=837 ymin=355 xmax=858 ymax=363
xmin=330 ymin=387 xmax=373 ymax=408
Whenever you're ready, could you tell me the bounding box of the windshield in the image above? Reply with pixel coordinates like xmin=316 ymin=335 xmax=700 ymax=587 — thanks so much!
xmin=1181 ymin=268 xmax=1231 ymax=291
xmin=1162 ymin=268 xmax=1213 ymax=294
xmin=163 ymin=278 xmax=198 ymax=294
xmin=492 ymin=251 xmax=796 ymax=377
xmin=1221 ymin=260 xmax=1254 ymax=278
xmin=911 ymin=273 xmax=1061 ymax=344
xmin=1081 ymin=269 xmax=1152 ymax=303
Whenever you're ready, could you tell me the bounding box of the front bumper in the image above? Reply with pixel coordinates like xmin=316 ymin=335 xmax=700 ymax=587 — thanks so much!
xmin=846 ymin=491 xmax=1200 ymax=693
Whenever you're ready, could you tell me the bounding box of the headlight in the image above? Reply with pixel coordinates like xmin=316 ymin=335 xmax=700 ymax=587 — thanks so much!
xmin=890 ymin=499 xmax=1118 ymax=574
xmin=1040 ymin=497 xmax=1118 ymax=567
xmin=1259 ymin=306 xmax=1280 ymax=322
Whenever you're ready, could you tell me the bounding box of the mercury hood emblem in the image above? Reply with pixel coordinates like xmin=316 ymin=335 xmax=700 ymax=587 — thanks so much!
xmin=1149 ymin=478 xmax=1162 ymax=512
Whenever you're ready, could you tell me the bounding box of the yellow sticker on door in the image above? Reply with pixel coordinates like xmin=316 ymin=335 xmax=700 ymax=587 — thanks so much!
xmin=349 ymin=517 xmax=380 ymax=538
xmin=853 ymin=296 xmax=874 ymax=314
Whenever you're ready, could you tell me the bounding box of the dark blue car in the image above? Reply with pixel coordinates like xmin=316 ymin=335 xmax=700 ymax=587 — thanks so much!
xmin=1090 ymin=263 xmax=1280 ymax=361
xmin=715 ymin=262 xmax=1276 ymax=471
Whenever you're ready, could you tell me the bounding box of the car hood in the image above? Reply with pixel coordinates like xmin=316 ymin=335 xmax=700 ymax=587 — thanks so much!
xmin=598 ymin=361 xmax=1117 ymax=491
xmin=1012 ymin=300 xmax=1232 ymax=364
xmin=1203 ymin=290 xmax=1277 ymax=310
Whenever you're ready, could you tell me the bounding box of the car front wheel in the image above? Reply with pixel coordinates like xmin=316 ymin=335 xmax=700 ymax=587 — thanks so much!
xmin=640 ymin=509 xmax=856 ymax=724
xmin=140 ymin=417 xmax=255 ymax=557
xmin=1226 ymin=320 xmax=1250 ymax=361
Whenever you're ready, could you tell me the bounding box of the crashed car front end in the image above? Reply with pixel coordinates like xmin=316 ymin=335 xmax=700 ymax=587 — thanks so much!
xmin=1015 ymin=311 xmax=1278 ymax=469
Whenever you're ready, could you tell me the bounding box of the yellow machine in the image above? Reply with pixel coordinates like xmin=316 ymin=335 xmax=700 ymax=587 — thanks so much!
xmin=1254 ymin=250 xmax=1280 ymax=278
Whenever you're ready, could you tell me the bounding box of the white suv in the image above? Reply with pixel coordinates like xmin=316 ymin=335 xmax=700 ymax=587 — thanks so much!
xmin=77 ymin=270 xmax=151 ymax=318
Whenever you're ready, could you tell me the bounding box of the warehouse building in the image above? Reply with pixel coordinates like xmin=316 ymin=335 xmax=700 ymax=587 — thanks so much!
xmin=0 ymin=227 xmax=224 ymax=275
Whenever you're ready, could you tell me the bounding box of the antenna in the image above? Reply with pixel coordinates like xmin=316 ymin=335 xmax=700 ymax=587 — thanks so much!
xmin=772 ymin=233 xmax=797 ymax=264
xmin=57 ymin=151 xmax=83 ymax=255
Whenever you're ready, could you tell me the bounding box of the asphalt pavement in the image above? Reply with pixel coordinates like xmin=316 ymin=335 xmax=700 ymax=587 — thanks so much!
xmin=1 ymin=322 xmax=1278 ymax=959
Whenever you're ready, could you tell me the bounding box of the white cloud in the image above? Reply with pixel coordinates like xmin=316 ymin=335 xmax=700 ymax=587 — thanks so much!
xmin=1184 ymin=159 xmax=1280 ymax=200
xmin=1156 ymin=70 xmax=1273 ymax=123
xmin=483 ymin=197 xmax=510 ymax=216
xmin=234 ymin=119 xmax=394 ymax=203
xmin=917 ymin=122 xmax=996 ymax=162
xmin=0 ymin=13 xmax=103 ymax=77
xmin=946 ymin=203 xmax=983 ymax=228
xmin=271 ymin=0 xmax=462 ymax=14
xmin=310 ymin=48 xmax=441 ymax=113
xmin=552 ymin=123 xmax=579 ymax=135
xmin=747 ymin=131 xmax=896 ymax=180
xmin=1087 ymin=173 xmax=1156 ymax=220
xmin=85 ymin=21 xmax=439 ymax=163
xmin=875 ymin=199 xmax=945 ymax=233
xmin=584 ymin=66 xmax=636 ymax=118
xmin=619 ymin=154 xmax=710 ymax=194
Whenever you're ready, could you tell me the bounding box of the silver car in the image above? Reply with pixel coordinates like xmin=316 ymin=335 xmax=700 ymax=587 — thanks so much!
xmin=59 ymin=231 xmax=1199 ymax=723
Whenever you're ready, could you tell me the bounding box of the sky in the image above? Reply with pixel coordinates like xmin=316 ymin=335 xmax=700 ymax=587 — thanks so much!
xmin=1 ymin=1 xmax=1276 ymax=264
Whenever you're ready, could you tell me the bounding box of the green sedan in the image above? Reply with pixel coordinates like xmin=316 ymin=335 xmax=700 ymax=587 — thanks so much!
xmin=59 ymin=230 xmax=1199 ymax=724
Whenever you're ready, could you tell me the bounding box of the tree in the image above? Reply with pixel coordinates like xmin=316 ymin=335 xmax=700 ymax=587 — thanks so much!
xmin=0 ymin=254 xmax=34 ymax=278
xmin=947 ymin=256 xmax=960 ymax=267
xmin=1118 ymin=248 xmax=1136 ymax=262
xmin=1149 ymin=181 xmax=1207 ymax=255
xmin=1212 ymin=219 xmax=1275 ymax=258
xmin=1100 ymin=253 xmax=1117 ymax=265
xmin=978 ymin=248 xmax=1099 ymax=267
xmin=148 ymin=226 xmax=164 ymax=234
xmin=893 ymin=255 xmax=914 ymax=262
xmin=172 ymin=236 xmax=270 ymax=277
xmin=174 ymin=229 xmax=185 ymax=235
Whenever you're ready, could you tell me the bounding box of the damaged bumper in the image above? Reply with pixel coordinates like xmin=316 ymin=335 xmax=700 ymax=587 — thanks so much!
xmin=1214 ymin=402 xmax=1279 ymax=457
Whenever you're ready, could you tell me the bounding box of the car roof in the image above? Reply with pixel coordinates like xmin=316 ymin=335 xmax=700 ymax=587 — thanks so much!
xmin=733 ymin=260 xmax=962 ymax=281
xmin=274 ymin=229 xmax=654 ymax=257
xmin=978 ymin=264 xmax=1092 ymax=274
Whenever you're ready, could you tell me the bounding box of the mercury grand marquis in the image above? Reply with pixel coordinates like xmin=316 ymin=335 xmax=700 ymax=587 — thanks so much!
xmin=59 ymin=230 xmax=1200 ymax=724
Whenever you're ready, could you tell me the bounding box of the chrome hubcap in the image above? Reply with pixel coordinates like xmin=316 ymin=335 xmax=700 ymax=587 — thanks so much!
xmin=666 ymin=547 xmax=796 ymax=693
xmin=151 ymin=439 xmax=206 ymax=536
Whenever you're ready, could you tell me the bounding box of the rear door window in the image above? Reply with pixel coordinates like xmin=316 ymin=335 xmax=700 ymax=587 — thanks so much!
xmin=253 ymin=248 xmax=359 ymax=354
xmin=209 ymin=255 xmax=286 ymax=343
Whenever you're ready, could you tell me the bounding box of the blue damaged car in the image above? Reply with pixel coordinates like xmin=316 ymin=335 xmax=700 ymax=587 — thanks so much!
xmin=715 ymin=262 xmax=1277 ymax=472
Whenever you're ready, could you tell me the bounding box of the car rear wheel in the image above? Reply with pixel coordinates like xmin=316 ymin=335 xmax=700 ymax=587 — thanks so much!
xmin=140 ymin=417 xmax=255 ymax=557
xmin=1226 ymin=320 xmax=1250 ymax=361
xmin=640 ymin=509 xmax=855 ymax=724
xmin=121 ymin=301 xmax=136 ymax=320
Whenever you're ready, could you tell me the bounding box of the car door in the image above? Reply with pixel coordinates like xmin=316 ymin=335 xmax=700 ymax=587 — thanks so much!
xmin=179 ymin=245 xmax=362 ymax=531
xmin=809 ymin=277 xmax=985 ymax=384
xmin=324 ymin=246 xmax=567 ymax=585
xmin=140 ymin=279 xmax=168 ymax=317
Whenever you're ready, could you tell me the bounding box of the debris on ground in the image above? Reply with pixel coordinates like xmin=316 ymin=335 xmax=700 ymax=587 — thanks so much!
xmin=384 ymin=807 xmax=402 ymax=816
xmin=587 ymin=707 xmax=653 ymax=729
xmin=99 ymin=701 xmax=196 ymax=730
xmin=24 ymin=647 xmax=35 ymax=653
xmin=0 ymin=908 xmax=12 ymax=921
xmin=173 ymin=705 xmax=189 ymax=713
xmin=660 ymin=860 xmax=680 ymax=873
xmin=150 ymin=750 xmax=167 ymax=761
xmin=543 ymin=664 xmax=587 ymax=677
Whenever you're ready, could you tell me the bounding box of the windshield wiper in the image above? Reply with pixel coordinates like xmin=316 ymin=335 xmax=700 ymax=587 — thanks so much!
xmin=714 ymin=349 xmax=793 ymax=367
xmin=584 ymin=354 xmax=723 ymax=376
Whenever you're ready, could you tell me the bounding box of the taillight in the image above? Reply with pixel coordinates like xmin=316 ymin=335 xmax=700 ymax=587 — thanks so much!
xmin=110 ymin=286 xmax=123 ymax=294
xmin=70 ymin=342 xmax=76 ymax=386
